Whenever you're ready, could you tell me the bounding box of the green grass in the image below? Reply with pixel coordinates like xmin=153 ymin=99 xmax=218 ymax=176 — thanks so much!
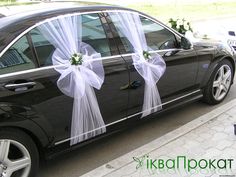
xmin=0 ymin=1 xmax=38 ymax=6
xmin=128 ymin=1 xmax=236 ymax=24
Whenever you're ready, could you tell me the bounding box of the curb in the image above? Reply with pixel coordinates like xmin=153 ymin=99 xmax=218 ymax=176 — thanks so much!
xmin=81 ymin=98 xmax=236 ymax=177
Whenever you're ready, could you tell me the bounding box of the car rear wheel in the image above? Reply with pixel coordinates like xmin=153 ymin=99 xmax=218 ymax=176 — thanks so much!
xmin=203 ymin=59 xmax=233 ymax=105
xmin=0 ymin=129 xmax=39 ymax=177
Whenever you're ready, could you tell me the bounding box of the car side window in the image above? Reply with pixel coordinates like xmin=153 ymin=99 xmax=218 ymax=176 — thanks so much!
xmin=0 ymin=35 xmax=36 ymax=75
xmin=107 ymin=13 xmax=178 ymax=54
xmin=140 ymin=16 xmax=178 ymax=50
xmin=106 ymin=13 xmax=133 ymax=54
xmin=29 ymin=13 xmax=112 ymax=67
xmin=29 ymin=28 xmax=55 ymax=67
xmin=82 ymin=14 xmax=111 ymax=57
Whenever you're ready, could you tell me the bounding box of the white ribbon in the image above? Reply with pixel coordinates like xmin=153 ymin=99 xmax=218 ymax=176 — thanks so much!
xmin=109 ymin=12 xmax=166 ymax=117
xmin=38 ymin=15 xmax=106 ymax=145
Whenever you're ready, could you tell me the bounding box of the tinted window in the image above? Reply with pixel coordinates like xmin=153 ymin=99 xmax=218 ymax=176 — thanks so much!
xmin=30 ymin=13 xmax=111 ymax=67
xmin=140 ymin=16 xmax=177 ymax=50
xmin=0 ymin=35 xmax=36 ymax=75
xmin=106 ymin=13 xmax=133 ymax=54
xmin=82 ymin=14 xmax=111 ymax=57
xmin=29 ymin=28 xmax=55 ymax=67
xmin=107 ymin=14 xmax=177 ymax=54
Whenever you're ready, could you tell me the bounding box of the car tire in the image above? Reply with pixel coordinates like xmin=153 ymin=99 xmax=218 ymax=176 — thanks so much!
xmin=203 ymin=59 xmax=233 ymax=105
xmin=0 ymin=128 xmax=39 ymax=177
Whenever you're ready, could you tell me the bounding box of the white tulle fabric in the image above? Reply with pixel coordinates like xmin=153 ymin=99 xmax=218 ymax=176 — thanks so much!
xmin=109 ymin=12 xmax=166 ymax=117
xmin=38 ymin=15 xmax=106 ymax=145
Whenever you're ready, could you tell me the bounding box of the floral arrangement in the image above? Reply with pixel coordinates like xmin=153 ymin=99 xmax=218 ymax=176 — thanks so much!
xmin=168 ymin=18 xmax=193 ymax=35
xmin=143 ymin=50 xmax=151 ymax=60
xmin=70 ymin=53 xmax=83 ymax=65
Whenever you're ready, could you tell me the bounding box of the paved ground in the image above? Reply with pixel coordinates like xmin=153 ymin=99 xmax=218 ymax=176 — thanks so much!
xmin=82 ymin=99 xmax=236 ymax=177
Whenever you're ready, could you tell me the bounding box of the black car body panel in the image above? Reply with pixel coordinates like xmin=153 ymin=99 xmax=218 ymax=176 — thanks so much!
xmin=193 ymin=41 xmax=235 ymax=87
xmin=0 ymin=4 xmax=235 ymax=159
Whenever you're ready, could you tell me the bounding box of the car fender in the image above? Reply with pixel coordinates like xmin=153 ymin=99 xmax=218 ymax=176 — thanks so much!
xmin=200 ymin=55 xmax=235 ymax=88
xmin=0 ymin=102 xmax=52 ymax=148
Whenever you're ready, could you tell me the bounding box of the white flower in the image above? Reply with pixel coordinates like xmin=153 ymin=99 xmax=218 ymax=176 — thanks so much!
xmin=184 ymin=21 xmax=189 ymax=27
xmin=75 ymin=56 xmax=79 ymax=62
xmin=176 ymin=19 xmax=183 ymax=27
xmin=183 ymin=21 xmax=189 ymax=30
xmin=70 ymin=53 xmax=83 ymax=65
xmin=176 ymin=23 xmax=180 ymax=29
xmin=184 ymin=24 xmax=189 ymax=31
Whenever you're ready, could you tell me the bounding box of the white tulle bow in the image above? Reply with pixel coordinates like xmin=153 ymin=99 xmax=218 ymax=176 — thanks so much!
xmin=38 ymin=15 xmax=106 ymax=145
xmin=53 ymin=48 xmax=104 ymax=98
xmin=133 ymin=52 xmax=166 ymax=117
xmin=109 ymin=12 xmax=166 ymax=117
xmin=53 ymin=46 xmax=106 ymax=145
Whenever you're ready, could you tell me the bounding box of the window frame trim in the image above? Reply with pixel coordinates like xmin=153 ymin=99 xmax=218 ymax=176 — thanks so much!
xmin=0 ymin=9 xmax=187 ymax=78
xmin=0 ymin=48 xmax=183 ymax=79
xmin=0 ymin=10 xmax=184 ymax=58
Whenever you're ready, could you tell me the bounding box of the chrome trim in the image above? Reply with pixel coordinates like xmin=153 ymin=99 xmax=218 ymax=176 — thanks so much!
xmin=0 ymin=10 xmax=103 ymax=58
xmin=4 ymin=82 xmax=36 ymax=89
xmin=54 ymin=89 xmax=201 ymax=145
xmin=0 ymin=48 xmax=180 ymax=79
xmin=0 ymin=9 xmax=184 ymax=59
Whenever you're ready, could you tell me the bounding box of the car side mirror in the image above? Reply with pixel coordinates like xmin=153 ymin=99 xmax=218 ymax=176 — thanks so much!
xmin=180 ymin=36 xmax=192 ymax=50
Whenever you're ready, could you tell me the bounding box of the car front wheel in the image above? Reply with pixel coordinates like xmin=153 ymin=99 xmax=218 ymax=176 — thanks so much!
xmin=0 ymin=129 xmax=39 ymax=177
xmin=203 ymin=59 xmax=233 ymax=105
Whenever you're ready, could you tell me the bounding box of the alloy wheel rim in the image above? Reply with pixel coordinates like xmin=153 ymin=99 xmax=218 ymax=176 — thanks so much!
xmin=0 ymin=139 xmax=31 ymax=177
xmin=212 ymin=64 xmax=232 ymax=101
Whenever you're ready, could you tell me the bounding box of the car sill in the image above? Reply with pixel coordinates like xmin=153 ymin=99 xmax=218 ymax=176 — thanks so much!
xmin=54 ymin=89 xmax=201 ymax=146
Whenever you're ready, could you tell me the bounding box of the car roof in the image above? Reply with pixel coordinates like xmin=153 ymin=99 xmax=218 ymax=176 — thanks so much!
xmin=0 ymin=1 xmax=111 ymax=17
xmin=0 ymin=2 xmax=134 ymax=54
xmin=0 ymin=2 xmax=126 ymax=28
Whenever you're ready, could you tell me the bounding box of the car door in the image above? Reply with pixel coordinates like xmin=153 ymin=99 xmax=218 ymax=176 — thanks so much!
xmin=106 ymin=12 xmax=199 ymax=117
xmin=0 ymin=12 xmax=129 ymax=144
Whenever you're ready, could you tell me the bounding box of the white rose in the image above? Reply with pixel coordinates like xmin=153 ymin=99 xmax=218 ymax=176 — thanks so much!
xmin=184 ymin=24 xmax=189 ymax=31
xmin=176 ymin=19 xmax=183 ymax=26
xmin=184 ymin=21 xmax=189 ymax=27
xmin=75 ymin=56 xmax=79 ymax=62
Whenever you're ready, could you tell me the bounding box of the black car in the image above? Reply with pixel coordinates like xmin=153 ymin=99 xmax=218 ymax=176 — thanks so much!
xmin=0 ymin=3 xmax=235 ymax=177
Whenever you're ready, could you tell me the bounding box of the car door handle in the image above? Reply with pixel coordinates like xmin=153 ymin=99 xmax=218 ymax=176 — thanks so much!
xmin=120 ymin=81 xmax=142 ymax=90
xmin=4 ymin=82 xmax=36 ymax=91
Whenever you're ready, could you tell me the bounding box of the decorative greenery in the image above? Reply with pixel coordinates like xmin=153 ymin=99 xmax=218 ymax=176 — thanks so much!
xmin=168 ymin=18 xmax=193 ymax=35
xmin=143 ymin=51 xmax=151 ymax=60
xmin=70 ymin=53 xmax=83 ymax=66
